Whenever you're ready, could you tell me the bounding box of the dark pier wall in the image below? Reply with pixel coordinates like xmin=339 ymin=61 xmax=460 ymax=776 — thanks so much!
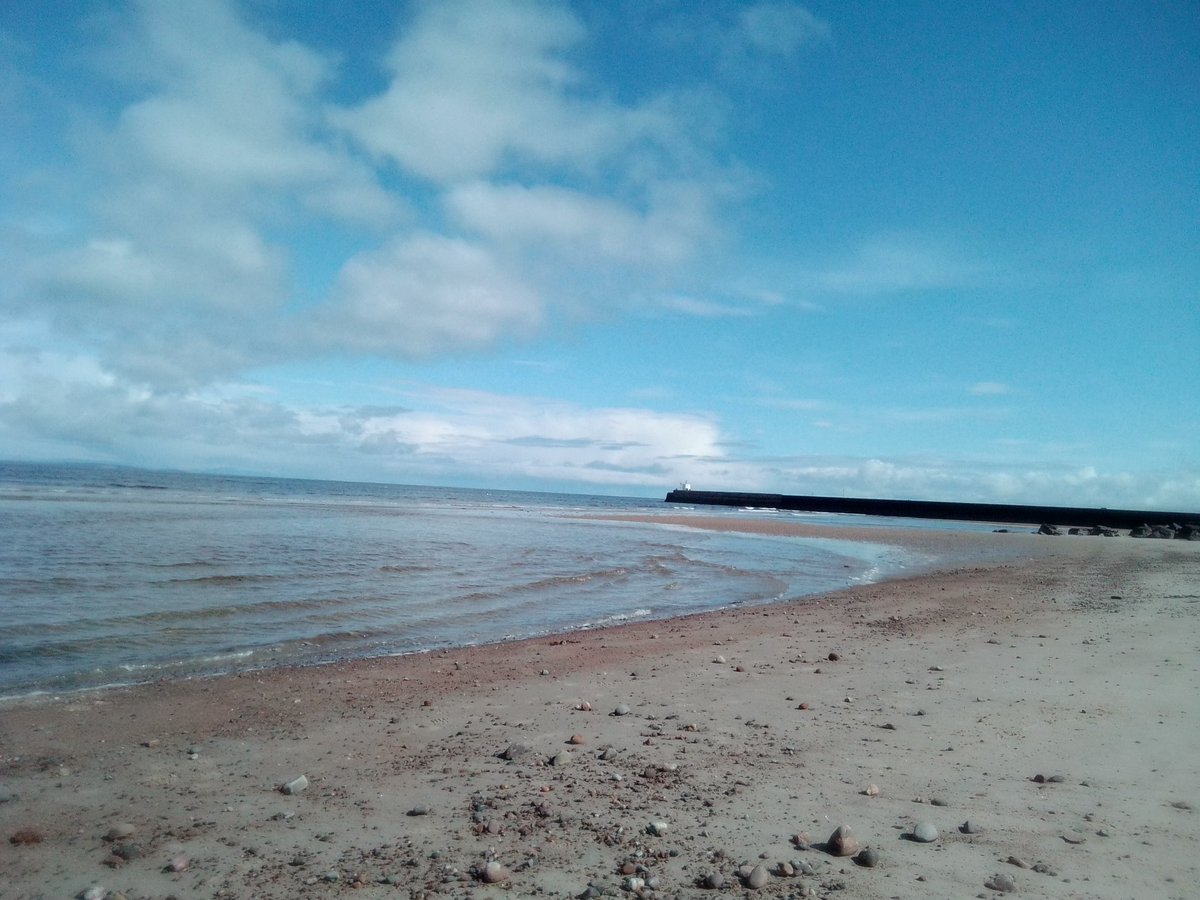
xmin=663 ymin=490 xmax=1198 ymax=530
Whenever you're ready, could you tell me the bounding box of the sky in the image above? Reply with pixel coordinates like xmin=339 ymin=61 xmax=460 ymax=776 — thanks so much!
xmin=1 ymin=0 xmax=1197 ymax=507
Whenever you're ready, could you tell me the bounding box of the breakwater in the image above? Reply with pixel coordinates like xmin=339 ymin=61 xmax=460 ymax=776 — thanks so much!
xmin=663 ymin=490 xmax=1198 ymax=530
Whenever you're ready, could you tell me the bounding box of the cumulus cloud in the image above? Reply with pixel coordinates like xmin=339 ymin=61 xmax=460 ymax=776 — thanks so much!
xmin=314 ymin=234 xmax=544 ymax=357
xmin=331 ymin=0 xmax=685 ymax=184
xmin=3 ymin=0 xmax=740 ymax=391
xmin=445 ymin=181 xmax=710 ymax=267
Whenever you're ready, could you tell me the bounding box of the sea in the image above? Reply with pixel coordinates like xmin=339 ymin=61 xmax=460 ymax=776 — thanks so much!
xmin=0 ymin=461 xmax=933 ymax=699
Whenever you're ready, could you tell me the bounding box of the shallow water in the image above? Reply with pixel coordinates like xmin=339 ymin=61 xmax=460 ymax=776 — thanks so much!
xmin=0 ymin=462 xmax=921 ymax=696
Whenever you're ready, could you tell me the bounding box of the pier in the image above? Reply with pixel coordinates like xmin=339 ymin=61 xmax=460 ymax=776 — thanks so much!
xmin=663 ymin=489 xmax=1198 ymax=530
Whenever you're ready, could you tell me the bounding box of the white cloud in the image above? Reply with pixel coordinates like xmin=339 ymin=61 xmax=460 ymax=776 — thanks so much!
xmin=969 ymin=381 xmax=1012 ymax=396
xmin=332 ymin=0 xmax=677 ymax=184
xmin=814 ymin=234 xmax=987 ymax=294
xmin=733 ymin=2 xmax=831 ymax=57
xmin=314 ymin=234 xmax=544 ymax=357
xmin=446 ymin=181 xmax=706 ymax=266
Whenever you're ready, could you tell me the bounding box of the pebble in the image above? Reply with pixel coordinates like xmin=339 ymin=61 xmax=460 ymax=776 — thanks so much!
xmin=167 ymin=855 xmax=190 ymax=873
xmin=104 ymin=824 xmax=136 ymax=842
xmin=702 ymin=872 xmax=725 ymax=889
xmin=500 ymin=742 xmax=530 ymax=760
xmin=984 ymin=872 xmax=1017 ymax=892
xmin=714 ymin=655 xmax=726 ymax=664
xmin=745 ymin=864 xmax=770 ymax=888
xmin=482 ymin=861 xmax=510 ymax=884
xmin=575 ymin=701 xmax=592 ymax=711
xmin=613 ymin=704 xmax=632 ymax=716
xmin=863 ymin=783 xmax=879 ymax=796
xmin=407 ymin=805 xmax=429 ymax=816
xmin=280 ymin=774 xmax=308 ymax=795
xmin=960 ymin=820 xmax=982 ymax=834
xmin=647 ymin=821 xmax=669 ymax=836
xmin=1006 ymin=855 xmax=1030 ymax=869
xmin=550 ymin=751 xmax=571 ymax=767
xmin=855 ymin=848 xmax=880 ymax=868
xmin=568 ymin=734 xmax=585 ymax=745
xmin=827 ymin=824 xmax=860 ymax=857
xmin=81 ymin=886 xmax=107 ymax=900
xmin=623 ymin=876 xmax=645 ymax=891
xmin=111 ymin=843 xmax=141 ymax=861
xmin=912 ymin=822 xmax=938 ymax=843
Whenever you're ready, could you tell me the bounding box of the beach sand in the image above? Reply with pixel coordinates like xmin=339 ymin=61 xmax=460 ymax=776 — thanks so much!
xmin=2 ymin=520 xmax=1198 ymax=899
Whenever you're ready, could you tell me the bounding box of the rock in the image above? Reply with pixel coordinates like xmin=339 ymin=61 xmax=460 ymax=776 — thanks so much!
xmin=104 ymin=824 xmax=135 ymax=842
xmin=855 ymin=848 xmax=880 ymax=867
xmin=568 ymin=734 xmax=585 ymax=745
xmin=647 ymin=821 xmax=669 ymax=836
xmin=702 ymin=872 xmax=725 ymax=889
xmin=1037 ymin=523 xmax=1061 ymax=536
xmin=930 ymin=797 xmax=948 ymax=806
xmin=1006 ymin=855 xmax=1030 ymax=868
xmin=499 ymin=742 xmax=530 ymax=760
xmin=985 ymin=872 xmax=1017 ymax=892
xmin=613 ymin=704 xmax=632 ymax=716
xmin=745 ymin=864 xmax=770 ymax=889
xmin=550 ymin=751 xmax=571 ymax=767
xmin=863 ymin=783 xmax=880 ymax=796
xmin=482 ymin=861 xmax=510 ymax=884
xmin=911 ymin=822 xmax=938 ymax=843
xmin=10 ymin=828 xmax=45 ymax=845
xmin=280 ymin=774 xmax=308 ymax=795
xmin=828 ymin=651 xmax=840 ymax=661
xmin=777 ymin=861 xmax=794 ymax=877
xmin=575 ymin=701 xmax=592 ymax=711
xmin=111 ymin=843 xmax=141 ymax=861
xmin=80 ymin=886 xmax=108 ymax=900
xmin=623 ymin=876 xmax=645 ymax=891
xmin=714 ymin=655 xmax=726 ymax=664
xmin=960 ymin=820 xmax=982 ymax=834
xmin=407 ymin=805 xmax=429 ymax=816
xmin=167 ymin=855 xmax=190 ymax=873
xmin=827 ymin=824 xmax=860 ymax=856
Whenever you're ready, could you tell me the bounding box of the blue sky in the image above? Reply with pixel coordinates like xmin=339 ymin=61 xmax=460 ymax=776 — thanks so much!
xmin=1 ymin=0 xmax=1197 ymax=506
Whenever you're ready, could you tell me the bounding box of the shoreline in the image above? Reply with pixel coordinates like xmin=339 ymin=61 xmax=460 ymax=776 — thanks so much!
xmin=2 ymin=522 xmax=1198 ymax=898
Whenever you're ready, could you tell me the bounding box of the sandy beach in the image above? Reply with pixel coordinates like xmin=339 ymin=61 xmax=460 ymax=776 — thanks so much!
xmin=2 ymin=519 xmax=1198 ymax=900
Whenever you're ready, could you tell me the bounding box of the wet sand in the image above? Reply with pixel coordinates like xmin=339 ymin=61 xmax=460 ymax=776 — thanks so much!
xmin=2 ymin=521 xmax=1198 ymax=899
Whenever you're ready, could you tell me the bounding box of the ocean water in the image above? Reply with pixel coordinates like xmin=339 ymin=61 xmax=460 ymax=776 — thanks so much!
xmin=0 ymin=462 xmax=921 ymax=698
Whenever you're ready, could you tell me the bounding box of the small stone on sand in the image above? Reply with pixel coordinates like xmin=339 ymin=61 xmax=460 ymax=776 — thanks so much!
xmin=280 ymin=774 xmax=308 ymax=795
xmin=855 ymin=848 xmax=880 ymax=867
xmin=828 ymin=824 xmax=860 ymax=856
xmin=912 ymin=822 xmax=938 ymax=842
xmin=745 ymin=864 xmax=770 ymax=888
xmin=482 ymin=861 xmax=510 ymax=883
xmin=985 ymin=872 xmax=1017 ymax=892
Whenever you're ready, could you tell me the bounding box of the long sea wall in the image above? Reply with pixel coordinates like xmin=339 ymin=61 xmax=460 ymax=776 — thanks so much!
xmin=663 ymin=490 xmax=1198 ymax=530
